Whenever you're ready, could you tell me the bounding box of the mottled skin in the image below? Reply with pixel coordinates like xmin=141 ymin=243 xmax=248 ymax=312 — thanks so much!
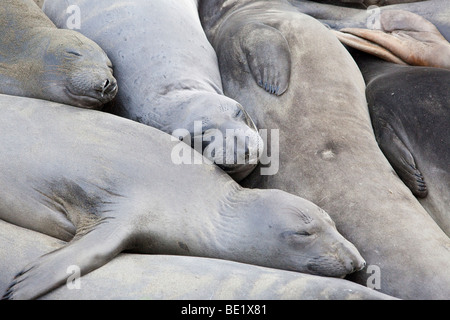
xmin=0 ymin=0 xmax=117 ymax=108
xmin=199 ymin=0 xmax=450 ymax=299
xmin=0 ymin=95 xmax=365 ymax=300
xmin=43 ymin=0 xmax=263 ymax=181
xmin=0 ymin=219 xmax=396 ymax=300
xmin=351 ymin=51 xmax=450 ymax=237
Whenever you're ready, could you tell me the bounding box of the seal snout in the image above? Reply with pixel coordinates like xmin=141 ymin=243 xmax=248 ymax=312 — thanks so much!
xmin=346 ymin=256 xmax=366 ymax=274
xmin=98 ymin=77 xmax=118 ymax=98
xmin=340 ymin=241 xmax=366 ymax=274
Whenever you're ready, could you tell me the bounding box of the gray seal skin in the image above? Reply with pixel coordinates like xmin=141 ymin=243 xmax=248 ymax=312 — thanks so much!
xmin=0 ymin=0 xmax=117 ymax=109
xmin=0 ymin=220 xmax=396 ymax=300
xmin=352 ymin=51 xmax=450 ymax=237
xmin=0 ymin=94 xmax=365 ymax=300
xmin=199 ymin=0 xmax=450 ymax=299
xmin=43 ymin=0 xmax=263 ymax=181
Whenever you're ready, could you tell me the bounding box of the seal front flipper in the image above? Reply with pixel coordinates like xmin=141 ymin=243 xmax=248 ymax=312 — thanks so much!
xmin=376 ymin=120 xmax=428 ymax=198
xmin=336 ymin=10 xmax=450 ymax=69
xmin=2 ymin=217 xmax=132 ymax=300
xmin=237 ymin=23 xmax=291 ymax=96
xmin=332 ymin=30 xmax=408 ymax=66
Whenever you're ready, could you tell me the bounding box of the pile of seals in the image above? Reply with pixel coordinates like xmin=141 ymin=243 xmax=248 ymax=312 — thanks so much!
xmin=0 ymin=0 xmax=448 ymax=300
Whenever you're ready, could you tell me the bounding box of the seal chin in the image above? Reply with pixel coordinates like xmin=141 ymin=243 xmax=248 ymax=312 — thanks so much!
xmin=218 ymin=162 xmax=258 ymax=182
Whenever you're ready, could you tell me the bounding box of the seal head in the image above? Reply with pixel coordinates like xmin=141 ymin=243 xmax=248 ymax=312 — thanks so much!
xmin=27 ymin=29 xmax=118 ymax=108
xmin=172 ymin=92 xmax=263 ymax=181
xmin=235 ymin=190 xmax=367 ymax=277
xmin=0 ymin=0 xmax=118 ymax=108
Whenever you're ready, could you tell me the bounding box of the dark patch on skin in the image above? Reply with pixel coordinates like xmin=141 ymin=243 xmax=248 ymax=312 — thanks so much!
xmin=35 ymin=179 xmax=104 ymax=217
xmin=33 ymin=178 xmax=124 ymax=235
xmin=178 ymin=241 xmax=190 ymax=253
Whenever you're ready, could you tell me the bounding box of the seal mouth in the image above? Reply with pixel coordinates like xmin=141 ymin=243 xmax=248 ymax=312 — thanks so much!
xmin=65 ymin=87 xmax=103 ymax=107
xmin=306 ymin=255 xmax=366 ymax=278
xmin=218 ymin=162 xmax=258 ymax=182
xmin=65 ymin=78 xmax=118 ymax=108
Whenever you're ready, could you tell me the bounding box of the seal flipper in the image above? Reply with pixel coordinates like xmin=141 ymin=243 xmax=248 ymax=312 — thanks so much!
xmin=2 ymin=218 xmax=132 ymax=300
xmin=376 ymin=120 xmax=428 ymax=198
xmin=336 ymin=10 xmax=450 ymax=69
xmin=332 ymin=30 xmax=408 ymax=66
xmin=238 ymin=23 xmax=291 ymax=96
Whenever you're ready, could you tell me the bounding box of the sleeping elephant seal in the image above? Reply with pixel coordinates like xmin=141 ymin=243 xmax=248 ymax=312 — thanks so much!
xmin=352 ymin=51 xmax=450 ymax=237
xmin=0 ymin=0 xmax=117 ymax=108
xmin=0 ymin=94 xmax=365 ymax=299
xmin=199 ymin=0 xmax=450 ymax=299
xmin=0 ymin=220 xmax=396 ymax=300
xmin=43 ymin=0 xmax=263 ymax=181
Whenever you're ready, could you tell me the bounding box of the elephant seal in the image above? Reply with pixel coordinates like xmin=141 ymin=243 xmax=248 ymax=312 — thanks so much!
xmin=199 ymin=0 xmax=450 ymax=299
xmin=289 ymin=0 xmax=450 ymax=68
xmin=43 ymin=0 xmax=263 ymax=181
xmin=0 ymin=0 xmax=117 ymax=109
xmin=0 ymin=220 xmax=395 ymax=300
xmin=0 ymin=94 xmax=365 ymax=299
xmin=351 ymin=51 xmax=450 ymax=237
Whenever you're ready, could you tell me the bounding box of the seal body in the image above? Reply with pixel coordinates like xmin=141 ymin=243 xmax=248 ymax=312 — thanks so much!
xmin=0 ymin=94 xmax=365 ymax=299
xmin=43 ymin=0 xmax=263 ymax=181
xmin=0 ymin=0 xmax=117 ymax=108
xmin=0 ymin=219 xmax=395 ymax=300
xmin=353 ymin=52 xmax=450 ymax=237
xmin=199 ymin=0 xmax=450 ymax=299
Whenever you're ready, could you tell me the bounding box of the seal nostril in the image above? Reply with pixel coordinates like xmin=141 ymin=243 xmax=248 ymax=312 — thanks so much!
xmin=100 ymin=78 xmax=117 ymax=96
xmin=360 ymin=261 xmax=366 ymax=270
